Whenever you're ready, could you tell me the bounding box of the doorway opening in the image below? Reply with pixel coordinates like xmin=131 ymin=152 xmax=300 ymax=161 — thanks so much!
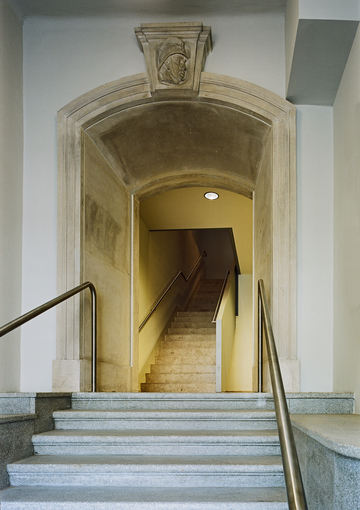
xmin=138 ymin=186 xmax=253 ymax=392
xmin=54 ymin=72 xmax=298 ymax=393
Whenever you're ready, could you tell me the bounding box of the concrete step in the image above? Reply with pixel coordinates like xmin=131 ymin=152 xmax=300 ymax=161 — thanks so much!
xmin=0 ymin=486 xmax=289 ymax=509
xmin=71 ymin=393 xmax=276 ymax=411
xmin=145 ymin=372 xmax=216 ymax=385
xmin=141 ymin=382 xmax=216 ymax=393
xmin=7 ymin=454 xmax=284 ymax=488
xmin=31 ymin=429 xmax=281 ymax=456
xmin=150 ymin=364 xmax=216 ymax=374
xmin=52 ymin=410 xmax=277 ymax=431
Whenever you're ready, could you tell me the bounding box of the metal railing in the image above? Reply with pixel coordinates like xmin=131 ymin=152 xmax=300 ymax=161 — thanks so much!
xmin=139 ymin=252 xmax=206 ymax=332
xmin=0 ymin=281 xmax=97 ymax=392
xmin=212 ymin=269 xmax=230 ymax=323
xmin=258 ymin=279 xmax=308 ymax=510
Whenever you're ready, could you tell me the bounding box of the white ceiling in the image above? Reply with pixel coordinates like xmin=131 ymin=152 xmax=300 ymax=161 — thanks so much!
xmin=8 ymin=0 xmax=285 ymax=19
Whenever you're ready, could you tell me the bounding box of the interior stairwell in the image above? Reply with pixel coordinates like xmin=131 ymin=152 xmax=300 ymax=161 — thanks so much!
xmin=141 ymin=279 xmax=223 ymax=393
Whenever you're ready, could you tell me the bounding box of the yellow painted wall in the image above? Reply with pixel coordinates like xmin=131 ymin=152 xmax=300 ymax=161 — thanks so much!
xmin=226 ymin=275 xmax=254 ymax=391
xmin=140 ymin=187 xmax=253 ymax=274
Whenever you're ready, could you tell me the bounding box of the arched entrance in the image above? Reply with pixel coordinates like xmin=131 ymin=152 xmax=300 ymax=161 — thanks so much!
xmin=53 ymin=72 xmax=298 ymax=393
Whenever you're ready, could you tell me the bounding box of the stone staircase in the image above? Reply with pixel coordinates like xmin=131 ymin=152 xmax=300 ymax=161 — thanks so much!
xmin=0 ymin=393 xmax=289 ymax=509
xmin=141 ymin=279 xmax=223 ymax=393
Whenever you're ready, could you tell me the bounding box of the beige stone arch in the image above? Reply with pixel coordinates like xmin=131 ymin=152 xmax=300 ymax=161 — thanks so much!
xmin=54 ymin=72 xmax=298 ymax=393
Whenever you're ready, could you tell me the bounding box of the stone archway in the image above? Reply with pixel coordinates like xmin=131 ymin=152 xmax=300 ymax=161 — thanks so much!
xmin=53 ymin=71 xmax=298 ymax=393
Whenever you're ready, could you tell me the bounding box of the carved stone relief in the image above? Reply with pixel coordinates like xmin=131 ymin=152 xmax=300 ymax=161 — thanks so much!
xmin=135 ymin=22 xmax=212 ymax=93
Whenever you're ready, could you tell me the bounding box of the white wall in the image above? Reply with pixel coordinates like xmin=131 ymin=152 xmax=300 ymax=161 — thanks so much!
xmin=20 ymin=13 xmax=285 ymax=390
xmin=0 ymin=0 xmax=23 ymax=391
xmin=333 ymin=26 xmax=360 ymax=411
xmin=296 ymin=105 xmax=334 ymax=391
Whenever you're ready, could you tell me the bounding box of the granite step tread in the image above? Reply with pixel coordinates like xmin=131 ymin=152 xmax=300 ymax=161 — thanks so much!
xmin=0 ymin=486 xmax=289 ymax=509
xmin=141 ymin=382 xmax=216 ymax=393
xmin=161 ymin=340 xmax=216 ymax=349
xmin=32 ymin=429 xmax=281 ymax=455
xmin=164 ymin=334 xmax=216 ymax=341
xmin=71 ymin=393 xmax=277 ymax=411
xmin=168 ymin=328 xmax=216 ymax=335
xmin=170 ymin=322 xmax=215 ymax=328
xmin=155 ymin=356 xmax=215 ymax=365
xmin=157 ymin=347 xmax=216 ymax=356
xmin=174 ymin=316 xmax=214 ymax=322
xmin=52 ymin=409 xmax=277 ymax=430
xmin=177 ymin=311 xmax=214 ymax=319
xmin=149 ymin=364 xmax=216 ymax=374
xmin=145 ymin=373 xmax=216 ymax=385
xmin=8 ymin=454 xmax=284 ymax=488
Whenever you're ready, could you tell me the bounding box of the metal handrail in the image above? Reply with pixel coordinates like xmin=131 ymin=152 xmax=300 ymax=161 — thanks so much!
xmin=212 ymin=269 xmax=230 ymax=323
xmin=258 ymin=279 xmax=307 ymax=510
xmin=139 ymin=252 xmax=206 ymax=331
xmin=0 ymin=281 xmax=97 ymax=392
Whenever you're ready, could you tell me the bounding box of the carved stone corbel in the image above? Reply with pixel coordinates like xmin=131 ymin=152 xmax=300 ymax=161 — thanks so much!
xmin=135 ymin=22 xmax=212 ymax=93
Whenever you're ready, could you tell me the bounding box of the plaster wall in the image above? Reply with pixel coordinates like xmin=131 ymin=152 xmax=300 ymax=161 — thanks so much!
xmin=0 ymin=0 xmax=23 ymax=391
xmin=333 ymin=26 xmax=360 ymax=412
xmin=20 ymin=13 xmax=285 ymax=390
xmin=296 ymin=105 xmax=333 ymax=392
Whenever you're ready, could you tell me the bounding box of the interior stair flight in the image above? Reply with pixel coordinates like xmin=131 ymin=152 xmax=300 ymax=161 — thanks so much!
xmin=141 ymin=279 xmax=223 ymax=393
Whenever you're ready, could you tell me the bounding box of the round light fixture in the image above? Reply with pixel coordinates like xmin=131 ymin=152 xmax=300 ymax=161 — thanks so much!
xmin=204 ymin=192 xmax=219 ymax=200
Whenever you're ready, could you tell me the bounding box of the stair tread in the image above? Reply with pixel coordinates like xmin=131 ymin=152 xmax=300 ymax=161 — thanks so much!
xmin=53 ymin=409 xmax=277 ymax=418
xmin=9 ymin=454 xmax=283 ymax=469
xmin=33 ymin=429 xmax=279 ymax=441
xmin=0 ymin=486 xmax=288 ymax=507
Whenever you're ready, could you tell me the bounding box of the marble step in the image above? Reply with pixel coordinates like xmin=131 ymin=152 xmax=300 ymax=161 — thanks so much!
xmin=0 ymin=486 xmax=288 ymax=509
xmin=161 ymin=339 xmax=215 ymax=349
xmin=150 ymin=364 xmax=216 ymax=374
xmin=145 ymin=372 xmax=216 ymax=385
xmin=52 ymin=410 xmax=277 ymax=431
xmin=7 ymin=454 xmax=284 ymax=488
xmin=31 ymin=429 xmax=281 ymax=456
xmin=71 ymin=393 xmax=277 ymax=411
xmin=141 ymin=382 xmax=216 ymax=393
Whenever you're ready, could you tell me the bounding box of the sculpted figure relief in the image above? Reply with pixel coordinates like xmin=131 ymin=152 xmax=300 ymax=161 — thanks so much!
xmin=158 ymin=37 xmax=189 ymax=85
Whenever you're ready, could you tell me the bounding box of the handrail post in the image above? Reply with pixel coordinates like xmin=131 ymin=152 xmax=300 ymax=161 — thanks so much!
xmin=258 ymin=288 xmax=262 ymax=392
xmin=258 ymin=280 xmax=307 ymax=510
xmin=89 ymin=283 xmax=97 ymax=392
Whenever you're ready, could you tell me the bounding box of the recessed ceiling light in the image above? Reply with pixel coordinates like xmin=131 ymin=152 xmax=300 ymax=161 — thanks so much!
xmin=204 ymin=192 xmax=219 ymax=200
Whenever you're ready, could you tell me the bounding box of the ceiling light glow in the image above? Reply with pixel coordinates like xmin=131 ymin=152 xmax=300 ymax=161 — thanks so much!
xmin=204 ymin=192 xmax=219 ymax=200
